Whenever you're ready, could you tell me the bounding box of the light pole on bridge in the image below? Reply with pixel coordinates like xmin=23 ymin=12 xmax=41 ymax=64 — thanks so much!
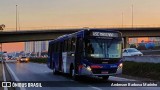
xmin=132 ymin=4 xmax=134 ymax=28
xmin=16 ymin=5 xmax=18 ymax=31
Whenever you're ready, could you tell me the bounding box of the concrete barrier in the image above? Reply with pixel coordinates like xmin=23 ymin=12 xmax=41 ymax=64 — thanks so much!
xmin=123 ymin=56 xmax=160 ymax=63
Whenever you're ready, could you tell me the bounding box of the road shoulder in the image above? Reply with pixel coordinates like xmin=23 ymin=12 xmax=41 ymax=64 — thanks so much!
xmin=0 ymin=61 xmax=4 ymax=90
xmin=116 ymin=74 xmax=155 ymax=81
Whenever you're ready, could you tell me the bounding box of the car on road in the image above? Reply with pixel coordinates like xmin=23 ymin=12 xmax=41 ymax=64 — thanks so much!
xmin=18 ymin=57 xmax=29 ymax=62
xmin=123 ymin=48 xmax=143 ymax=56
xmin=2 ymin=56 xmax=8 ymax=60
xmin=8 ymin=55 xmax=13 ymax=60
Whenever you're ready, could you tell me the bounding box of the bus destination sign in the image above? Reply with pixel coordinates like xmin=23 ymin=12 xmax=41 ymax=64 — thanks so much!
xmin=91 ymin=32 xmax=118 ymax=37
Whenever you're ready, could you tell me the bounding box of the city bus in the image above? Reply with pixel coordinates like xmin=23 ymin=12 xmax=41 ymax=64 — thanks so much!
xmin=47 ymin=29 xmax=123 ymax=80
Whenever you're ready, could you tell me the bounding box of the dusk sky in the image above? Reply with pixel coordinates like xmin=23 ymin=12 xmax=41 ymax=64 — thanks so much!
xmin=1 ymin=0 xmax=160 ymax=52
xmin=3 ymin=42 xmax=24 ymax=53
xmin=1 ymin=0 xmax=160 ymax=29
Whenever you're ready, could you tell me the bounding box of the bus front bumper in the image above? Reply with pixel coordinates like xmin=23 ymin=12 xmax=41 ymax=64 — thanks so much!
xmin=79 ymin=65 xmax=122 ymax=76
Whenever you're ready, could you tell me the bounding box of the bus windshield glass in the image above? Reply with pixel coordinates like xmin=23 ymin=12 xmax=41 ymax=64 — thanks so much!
xmin=86 ymin=38 xmax=122 ymax=58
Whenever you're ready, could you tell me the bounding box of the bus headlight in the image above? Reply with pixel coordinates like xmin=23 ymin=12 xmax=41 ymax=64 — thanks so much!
xmin=116 ymin=63 xmax=123 ymax=74
xmin=87 ymin=66 xmax=92 ymax=71
xmin=119 ymin=63 xmax=123 ymax=68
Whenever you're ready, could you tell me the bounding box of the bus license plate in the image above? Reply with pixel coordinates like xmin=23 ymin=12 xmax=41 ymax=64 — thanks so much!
xmin=101 ymin=71 xmax=108 ymax=74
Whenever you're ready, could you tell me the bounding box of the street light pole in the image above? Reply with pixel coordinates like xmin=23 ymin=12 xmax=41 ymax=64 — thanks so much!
xmin=132 ymin=4 xmax=134 ymax=28
xmin=16 ymin=5 xmax=18 ymax=31
xmin=122 ymin=12 xmax=124 ymax=28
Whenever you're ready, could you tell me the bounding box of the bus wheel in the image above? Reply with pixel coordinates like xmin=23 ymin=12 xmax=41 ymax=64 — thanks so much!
xmin=102 ymin=76 xmax=109 ymax=80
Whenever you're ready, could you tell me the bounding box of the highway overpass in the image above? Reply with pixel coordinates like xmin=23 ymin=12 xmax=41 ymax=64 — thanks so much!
xmin=1 ymin=27 xmax=160 ymax=48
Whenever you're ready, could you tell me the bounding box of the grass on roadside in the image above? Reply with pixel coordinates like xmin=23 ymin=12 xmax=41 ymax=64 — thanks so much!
xmin=29 ymin=58 xmax=160 ymax=81
xmin=123 ymin=61 xmax=160 ymax=80
xmin=29 ymin=58 xmax=47 ymax=63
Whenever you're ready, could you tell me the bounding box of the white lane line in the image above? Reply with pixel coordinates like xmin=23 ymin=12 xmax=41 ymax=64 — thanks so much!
xmin=109 ymin=76 xmax=136 ymax=81
xmin=88 ymin=85 xmax=102 ymax=90
xmin=2 ymin=62 xmax=8 ymax=90
xmin=6 ymin=63 xmax=26 ymax=90
xmin=6 ymin=63 xmax=19 ymax=81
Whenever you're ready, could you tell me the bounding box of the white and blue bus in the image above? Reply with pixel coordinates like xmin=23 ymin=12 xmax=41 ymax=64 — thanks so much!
xmin=47 ymin=29 xmax=123 ymax=80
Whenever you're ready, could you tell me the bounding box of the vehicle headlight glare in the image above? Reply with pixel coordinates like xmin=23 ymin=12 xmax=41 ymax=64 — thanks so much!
xmin=87 ymin=66 xmax=92 ymax=71
xmin=119 ymin=63 xmax=123 ymax=68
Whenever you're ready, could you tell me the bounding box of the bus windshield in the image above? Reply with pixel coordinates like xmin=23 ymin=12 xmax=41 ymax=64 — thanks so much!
xmin=86 ymin=38 xmax=122 ymax=58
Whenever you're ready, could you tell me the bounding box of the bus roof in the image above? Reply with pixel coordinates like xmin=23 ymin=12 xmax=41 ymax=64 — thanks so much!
xmin=49 ymin=29 xmax=121 ymax=44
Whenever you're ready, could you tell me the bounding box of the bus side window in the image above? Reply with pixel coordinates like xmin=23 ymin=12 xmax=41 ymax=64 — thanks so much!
xmin=56 ymin=42 xmax=59 ymax=52
xmin=54 ymin=43 xmax=56 ymax=53
xmin=75 ymin=37 xmax=84 ymax=61
xmin=62 ymin=41 xmax=65 ymax=52
xmin=64 ymin=40 xmax=68 ymax=52
xmin=58 ymin=42 xmax=61 ymax=52
xmin=55 ymin=43 xmax=58 ymax=53
xmin=77 ymin=38 xmax=83 ymax=53
xmin=68 ymin=39 xmax=71 ymax=52
xmin=52 ymin=44 xmax=55 ymax=53
xmin=71 ymin=38 xmax=76 ymax=52
xmin=70 ymin=39 xmax=72 ymax=51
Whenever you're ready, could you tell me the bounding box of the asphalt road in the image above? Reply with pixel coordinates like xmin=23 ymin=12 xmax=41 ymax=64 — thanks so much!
xmin=4 ymin=60 xmax=160 ymax=90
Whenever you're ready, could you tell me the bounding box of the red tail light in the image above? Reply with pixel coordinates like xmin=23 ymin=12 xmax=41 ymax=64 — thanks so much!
xmin=78 ymin=65 xmax=83 ymax=70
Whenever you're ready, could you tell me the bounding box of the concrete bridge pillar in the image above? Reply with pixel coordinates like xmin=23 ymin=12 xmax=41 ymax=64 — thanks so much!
xmin=123 ymin=37 xmax=129 ymax=48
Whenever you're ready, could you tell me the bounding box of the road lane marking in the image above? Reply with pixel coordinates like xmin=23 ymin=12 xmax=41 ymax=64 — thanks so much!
xmin=2 ymin=62 xmax=8 ymax=90
xmin=88 ymin=85 xmax=102 ymax=90
xmin=6 ymin=63 xmax=26 ymax=90
xmin=6 ymin=63 xmax=19 ymax=81
xmin=109 ymin=76 xmax=136 ymax=81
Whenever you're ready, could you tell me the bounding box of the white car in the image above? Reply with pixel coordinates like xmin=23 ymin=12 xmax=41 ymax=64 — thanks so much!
xmin=123 ymin=48 xmax=143 ymax=56
xmin=2 ymin=56 xmax=8 ymax=60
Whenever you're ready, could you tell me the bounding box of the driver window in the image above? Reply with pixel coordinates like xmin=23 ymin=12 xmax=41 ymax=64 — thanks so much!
xmin=87 ymin=43 xmax=94 ymax=54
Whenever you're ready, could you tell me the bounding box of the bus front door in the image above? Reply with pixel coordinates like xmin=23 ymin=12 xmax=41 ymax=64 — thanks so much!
xmin=75 ymin=37 xmax=83 ymax=74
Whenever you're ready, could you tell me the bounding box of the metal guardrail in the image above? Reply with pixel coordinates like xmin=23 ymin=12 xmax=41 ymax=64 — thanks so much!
xmin=123 ymin=56 xmax=160 ymax=63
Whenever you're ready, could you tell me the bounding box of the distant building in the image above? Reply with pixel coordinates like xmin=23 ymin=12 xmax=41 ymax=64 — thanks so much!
xmin=25 ymin=41 xmax=49 ymax=56
xmin=129 ymin=37 xmax=160 ymax=49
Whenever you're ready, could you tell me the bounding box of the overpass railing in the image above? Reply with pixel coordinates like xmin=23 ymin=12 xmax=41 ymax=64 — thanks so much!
xmin=3 ymin=25 xmax=160 ymax=32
